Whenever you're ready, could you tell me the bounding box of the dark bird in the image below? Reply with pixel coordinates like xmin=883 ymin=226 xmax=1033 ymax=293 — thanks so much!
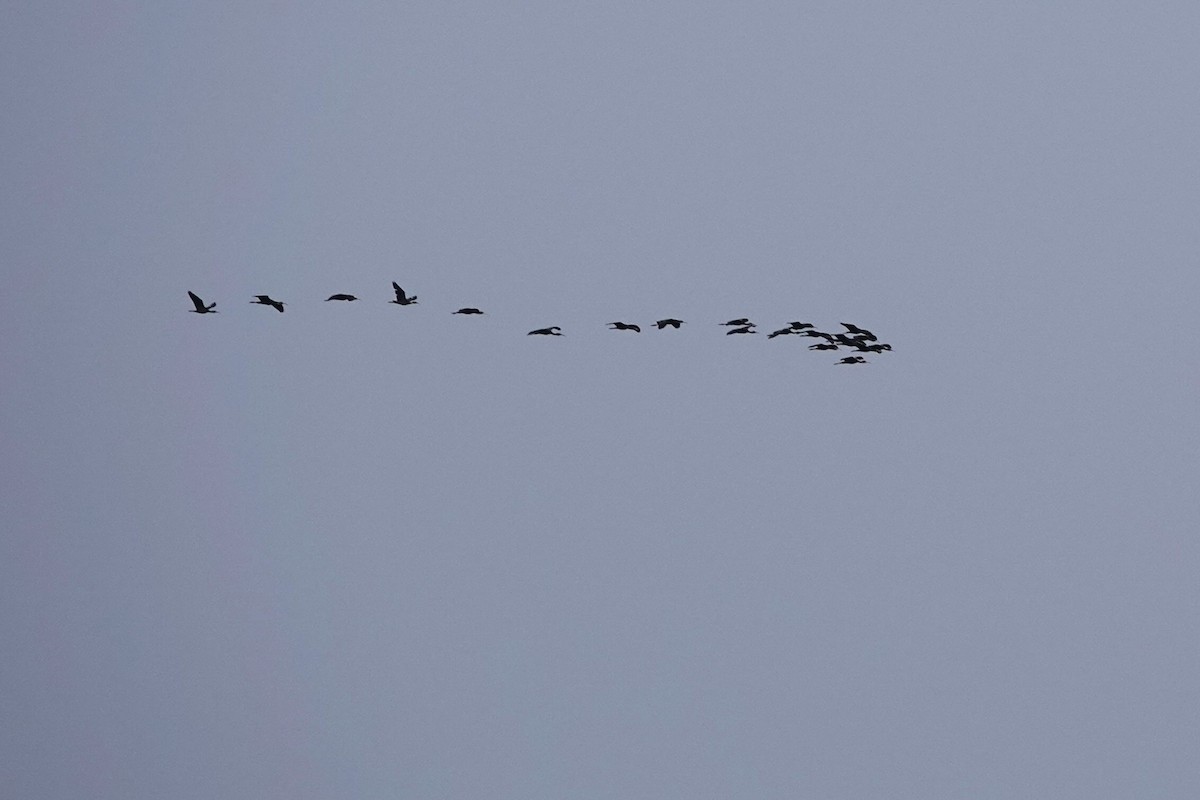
xmin=836 ymin=356 xmax=868 ymax=365
xmin=251 ymin=295 xmax=285 ymax=312
xmin=809 ymin=343 xmax=839 ymax=350
xmin=389 ymin=283 xmax=418 ymax=305
xmin=528 ymin=326 xmax=562 ymax=336
xmin=326 ymin=294 xmax=358 ymax=301
xmin=788 ymin=321 xmax=815 ymax=330
xmin=187 ymin=291 xmax=217 ymax=314
xmin=858 ymin=343 xmax=892 ymax=353
xmin=833 ymin=333 xmax=860 ymax=347
xmin=767 ymin=327 xmax=795 ymax=339
xmin=608 ymin=322 xmax=641 ymax=332
xmin=840 ymin=323 xmax=874 ymax=338
xmin=726 ymin=325 xmax=757 ymax=335
xmin=654 ymin=319 xmax=685 ymax=329
xmin=721 ymin=318 xmax=754 ymax=327
xmin=453 ymin=307 xmax=484 ymax=315
xmin=803 ymin=330 xmax=837 ymax=343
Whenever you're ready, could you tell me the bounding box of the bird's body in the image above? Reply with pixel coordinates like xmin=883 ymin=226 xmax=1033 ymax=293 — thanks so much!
xmin=788 ymin=321 xmax=814 ymax=330
xmin=857 ymin=343 xmax=892 ymax=353
xmin=841 ymin=323 xmax=874 ymax=338
xmin=251 ymin=295 xmax=285 ymax=312
xmin=837 ymin=356 xmax=868 ymax=365
xmin=326 ymin=294 xmax=357 ymax=301
xmin=721 ymin=318 xmax=753 ymax=327
xmin=608 ymin=322 xmax=641 ymax=332
xmin=453 ymin=307 xmax=484 ymax=315
xmin=726 ymin=325 xmax=757 ymax=335
xmin=187 ymin=291 xmax=217 ymax=314
xmin=528 ymin=326 xmax=562 ymax=336
xmin=390 ymin=283 xmax=418 ymax=305
xmin=767 ymin=327 xmax=794 ymax=339
xmin=809 ymin=343 xmax=839 ymax=350
xmin=654 ymin=318 xmax=684 ymax=329
xmin=803 ymin=330 xmax=836 ymax=343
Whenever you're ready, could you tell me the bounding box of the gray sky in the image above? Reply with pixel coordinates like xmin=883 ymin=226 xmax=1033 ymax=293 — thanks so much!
xmin=3 ymin=2 xmax=1199 ymax=797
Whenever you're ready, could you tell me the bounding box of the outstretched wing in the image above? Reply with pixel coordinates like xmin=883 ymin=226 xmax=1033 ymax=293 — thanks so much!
xmin=188 ymin=291 xmax=206 ymax=311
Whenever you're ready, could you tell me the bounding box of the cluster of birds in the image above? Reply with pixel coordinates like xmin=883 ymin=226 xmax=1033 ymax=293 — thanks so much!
xmin=188 ymin=285 xmax=890 ymax=364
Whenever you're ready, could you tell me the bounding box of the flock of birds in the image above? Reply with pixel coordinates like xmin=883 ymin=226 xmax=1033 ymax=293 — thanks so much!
xmin=188 ymin=284 xmax=891 ymax=364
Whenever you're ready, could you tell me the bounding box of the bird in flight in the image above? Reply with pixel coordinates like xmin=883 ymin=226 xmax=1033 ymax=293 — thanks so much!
xmin=608 ymin=322 xmax=641 ymax=332
xmin=187 ymin=291 xmax=217 ymax=314
xmin=721 ymin=318 xmax=754 ymax=327
xmin=654 ymin=318 xmax=684 ymax=329
xmin=251 ymin=295 xmax=286 ymax=312
xmin=809 ymin=343 xmax=839 ymax=351
xmin=833 ymin=333 xmax=861 ymax=347
xmin=840 ymin=323 xmax=874 ymax=339
xmin=326 ymin=294 xmax=358 ymax=301
xmin=726 ymin=325 xmax=757 ymax=335
xmin=788 ymin=321 xmax=815 ymax=331
xmin=390 ymin=283 xmax=418 ymax=305
xmin=453 ymin=307 xmax=484 ymax=315
xmin=528 ymin=326 xmax=562 ymax=336
xmin=767 ymin=327 xmax=795 ymax=339
xmin=836 ymin=355 xmax=868 ymax=365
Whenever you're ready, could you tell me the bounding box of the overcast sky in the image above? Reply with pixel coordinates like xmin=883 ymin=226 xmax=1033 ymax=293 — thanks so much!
xmin=3 ymin=2 xmax=1199 ymax=798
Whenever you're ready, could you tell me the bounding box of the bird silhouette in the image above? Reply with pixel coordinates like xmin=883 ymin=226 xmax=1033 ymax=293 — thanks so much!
xmin=251 ymin=295 xmax=285 ymax=312
xmin=721 ymin=318 xmax=754 ymax=327
xmin=528 ymin=326 xmax=562 ymax=336
xmin=840 ymin=323 xmax=874 ymax=338
xmin=726 ymin=325 xmax=757 ymax=335
xmin=453 ymin=308 xmax=484 ymax=315
xmin=788 ymin=321 xmax=815 ymax=330
xmin=326 ymin=294 xmax=357 ymax=301
xmin=608 ymin=322 xmax=641 ymax=332
xmin=767 ymin=327 xmax=795 ymax=339
xmin=654 ymin=318 xmax=684 ymax=329
xmin=857 ymin=343 xmax=892 ymax=353
xmin=187 ymin=291 xmax=217 ymax=314
xmin=809 ymin=343 xmax=839 ymax=350
xmin=389 ymin=283 xmax=418 ymax=305
xmin=836 ymin=355 xmax=868 ymax=364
